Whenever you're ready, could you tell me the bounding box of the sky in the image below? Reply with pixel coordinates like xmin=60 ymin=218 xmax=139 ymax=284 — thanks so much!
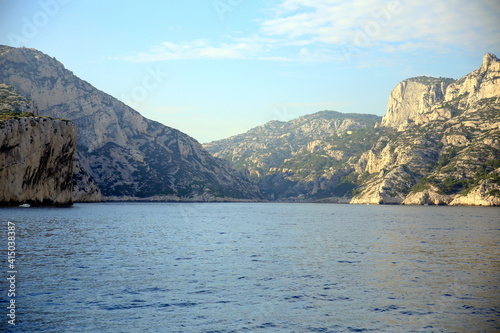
xmin=0 ymin=0 xmax=499 ymax=143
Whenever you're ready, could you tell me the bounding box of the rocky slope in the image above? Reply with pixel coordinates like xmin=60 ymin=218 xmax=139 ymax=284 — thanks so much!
xmin=0 ymin=46 xmax=261 ymax=201
xmin=352 ymin=53 xmax=500 ymax=206
xmin=207 ymin=54 xmax=500 ymax=206
xmin=205 ymin=111 xmax=381 ymax=200
xmin=0 ymin=116 xmax=76 ymax=206
xmin=0 ymin=83 xmax=37 ymax=114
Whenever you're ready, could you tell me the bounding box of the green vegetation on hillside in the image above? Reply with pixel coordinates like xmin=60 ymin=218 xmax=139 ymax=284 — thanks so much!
xmin=408 ymin=76 xmax=455 ymax=86
xmin=0 ymin=111 xmax=35 ymax=120
xmin=325 ymin=127 xmax=387 ymax=156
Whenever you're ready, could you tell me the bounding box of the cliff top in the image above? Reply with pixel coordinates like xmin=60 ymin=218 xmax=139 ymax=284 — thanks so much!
xmin=404 ymin=76 xmax=456 ymax=86
xmin=480 ymin=53 xmax=499 ymax=72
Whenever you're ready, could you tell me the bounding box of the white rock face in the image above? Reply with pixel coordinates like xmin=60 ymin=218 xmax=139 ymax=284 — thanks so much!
xmin=382 ymin=79 xmax=450 ymax=129
xmin=449 ymin=179 xmax=500 ymax=206
xmin=350 ymin=166 xmax=416 ymax=205
xmin=0 ymin=117 xmax=76 ymax=205
xmin=402 ymin=187 xmax=453 ymax=206
xmin=353 ymin=54 xmax=500 ymax=206
xmin=382 ymin=53 xmax=500 ymax=130
xmin=445 ymin=53 xmax=500 ymax=103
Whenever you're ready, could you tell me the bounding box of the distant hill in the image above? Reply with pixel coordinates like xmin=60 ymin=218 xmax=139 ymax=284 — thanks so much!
xmin=204 ymin=111 xmax=382 ymax=200
xmin=206 ymin=54 xmax=500 ymax=206
xmin=0 ymin=46 xmax=262 ymax=201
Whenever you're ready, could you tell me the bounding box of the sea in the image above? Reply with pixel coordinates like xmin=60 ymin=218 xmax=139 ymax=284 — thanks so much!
xmin=0 ymin=202 xmax=499 ymax=332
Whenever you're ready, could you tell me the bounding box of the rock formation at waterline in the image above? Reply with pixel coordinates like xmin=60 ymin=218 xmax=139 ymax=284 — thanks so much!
xmin=0 ymin=116 xmax=76 ymax=206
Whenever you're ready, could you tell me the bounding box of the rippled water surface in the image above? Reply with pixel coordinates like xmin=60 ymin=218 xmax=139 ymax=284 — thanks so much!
xmin=1 ymin=203 xmax=499 ymax=332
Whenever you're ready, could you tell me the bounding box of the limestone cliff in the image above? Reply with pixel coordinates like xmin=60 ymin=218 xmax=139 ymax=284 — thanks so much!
xmin=381 ymin=76 xmax=454 ymax=130
xmin=0 ymin=83 xmax=38 ymax=114
xmin=206 ymin=54 xmax=499 ymax=206
xmin=72 ymin=157 xmax=104 ymax=202
xmin=382 ymin=53 xmax=500 ymax=130
xmin=353 ymin=53 xmax=500 ymax=206
xmin=0 ymin=116 xmax=76 ymax=205
xmin=0 ymin=46 xmax=262 ymax=201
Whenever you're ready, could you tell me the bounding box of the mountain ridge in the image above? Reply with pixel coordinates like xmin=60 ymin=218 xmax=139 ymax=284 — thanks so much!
xmin=0 ymin=45 xmax=262 ymax=201
xmin=1 ymin=46 xmax=497 ymax=205
xmin=206 ymin=53 xmax=500 ymax=205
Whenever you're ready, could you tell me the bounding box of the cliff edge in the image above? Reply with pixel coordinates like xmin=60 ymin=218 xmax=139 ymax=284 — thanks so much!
xmin=0 ymin=116 xmax=77 ymax=206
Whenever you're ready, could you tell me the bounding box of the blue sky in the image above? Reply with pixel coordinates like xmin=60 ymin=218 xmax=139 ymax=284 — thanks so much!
xmin=1 ymin=0 xmax=499 ymax=142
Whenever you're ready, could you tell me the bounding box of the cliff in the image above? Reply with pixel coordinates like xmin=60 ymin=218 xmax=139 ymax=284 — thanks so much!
xmin=352 ymin=53 xmax=500 ymax=206
xmin=382 ymin=53 xmax=500 ymax=130
xmin=206 ymin=54 xmax=500 ymax=206
xmin=72 ymin=157 xmax=104 ymax=202
xmin=0 ymin=116 xmax=76 ymax=206
xmin=0 ymin=46 xmax=262 ymax=201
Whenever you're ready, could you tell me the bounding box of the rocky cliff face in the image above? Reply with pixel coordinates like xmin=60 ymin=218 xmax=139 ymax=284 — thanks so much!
xmin=381 ymin=76 xmax=454 ymax=130
xmin=382 ymin=53 xmax=500 ymax=130
xmin=352 ymin=53 xmax=500 ymax=206
xmin=207 ymin=54 xmax=499 ymax=206
xmin=0 ymin=82 xmax=103 ymax=202
xmin=72 ymin=157 xmax=104 ymax=202
xmin=0 ymin=116 xmax=76 ymax=205
xmin=0 ymin=46 xmax=261 ymax=201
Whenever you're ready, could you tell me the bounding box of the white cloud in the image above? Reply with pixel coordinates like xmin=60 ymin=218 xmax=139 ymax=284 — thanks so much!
xmin=120 ymin=39 xmax=254 ymax=62
xmin=117 ymin=0 xmax=500 ymax=64
xmin=262 ymin=0 xmax=500 ymax=53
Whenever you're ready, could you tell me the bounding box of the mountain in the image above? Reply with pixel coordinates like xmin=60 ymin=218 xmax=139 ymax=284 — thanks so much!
xmin=204 ymin=111 xmax=382 ymax=200
xmin=0 ymin=46 xmax=262 ymax=201
xmin=206 ymin=54 xmax=500 ymax=206
xmin=353 ymin=53 xmax=500 ymax=205
xmin=0 ymin=113 xmax=76 ymax=206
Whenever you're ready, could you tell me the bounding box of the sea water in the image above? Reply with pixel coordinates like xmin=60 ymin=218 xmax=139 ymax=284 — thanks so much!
xmin=1 ymin=203 xmax=499 ymax=332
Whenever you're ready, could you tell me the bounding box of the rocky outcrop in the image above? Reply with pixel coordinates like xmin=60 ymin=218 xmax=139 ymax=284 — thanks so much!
xmin=0 ymin=45 xmax=262 ymax=201
xmin=0 ymin=83 xmax=38 ymax=114
xmin=401 ymin=187 xmax=453 ymax=206
xmin=448 ymin=179 xmax=500 ymax=206
xmin=444 ymin=53 xmax=500 ymax=105
xmin=350 ymin=166 xmax=418 ymax=205
xmin=382 ymin=53 xmax=500 ymax=130
xmin=353 ymin=54 xmax=500 ymax=206
xmin=382 ymin=76 xmax=454 ymax=130
xmin=402 ymin=179 xmax=500 ymax=207
xmin=0 ymin=117 xmax=76 ymax=205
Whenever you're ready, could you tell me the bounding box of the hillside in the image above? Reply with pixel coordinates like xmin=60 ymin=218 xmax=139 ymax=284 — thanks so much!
xmin=206 ymin=54 xmax=500 ymax=205
xmin=205 ymin=111 xmax=382 ymax=200
xmin=0 ymin=46 xmax=262 ymax=201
